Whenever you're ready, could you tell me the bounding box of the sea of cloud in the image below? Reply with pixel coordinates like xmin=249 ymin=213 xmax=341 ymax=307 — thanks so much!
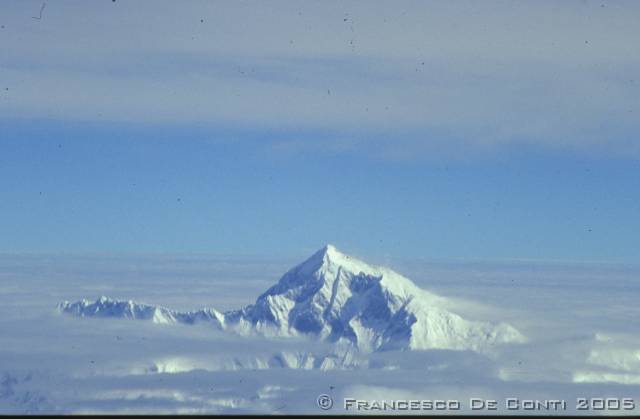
xmin=1 ymin=253 xmax=640 ymax=414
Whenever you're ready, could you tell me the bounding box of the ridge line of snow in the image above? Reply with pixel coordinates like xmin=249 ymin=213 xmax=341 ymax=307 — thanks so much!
xmin=57 ymin=244 xmax=526 ymax=353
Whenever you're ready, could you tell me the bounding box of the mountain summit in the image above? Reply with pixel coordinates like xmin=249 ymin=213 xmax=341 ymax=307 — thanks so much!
xmin=59 ymin=245 xmax=524 ymax=352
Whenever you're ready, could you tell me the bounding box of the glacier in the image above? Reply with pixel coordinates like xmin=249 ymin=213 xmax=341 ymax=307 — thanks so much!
xmin=58 ymin=245 xmax=524 ymax=352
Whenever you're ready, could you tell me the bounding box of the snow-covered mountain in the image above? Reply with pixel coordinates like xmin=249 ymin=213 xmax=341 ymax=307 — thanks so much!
xmin=58 ymin=245 xmax=524 ymax=352
xmin=59 ymin=296 xmax=225 ymax=328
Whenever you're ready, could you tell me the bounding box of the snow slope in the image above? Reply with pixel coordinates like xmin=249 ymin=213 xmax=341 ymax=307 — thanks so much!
xmin=59 ymin=245 xmax=524 ymax=352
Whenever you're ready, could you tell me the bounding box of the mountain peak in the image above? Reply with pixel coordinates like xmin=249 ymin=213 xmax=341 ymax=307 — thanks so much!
xmin=295 ymin=244 xmax=347 ymax=274
xmin=322 ymin=243 xmax=338 ymax=256
xmin=294 ymin=245 xmax=398 ymax=288
xmin=60 ymin=245 xmax=526 ymax=353
xmin=239 ymin=245 xmax=524 ymax=351
xmin=319 ymin=243 xmax=351 ymax=266
xmin=316 ymin=243 xmax=340 ymax=259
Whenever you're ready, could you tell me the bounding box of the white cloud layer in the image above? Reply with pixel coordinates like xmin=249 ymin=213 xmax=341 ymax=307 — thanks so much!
xmin=1 ymin=0 xmax=639 ymax=156
xmin=2 ymin=253 xmax=640 ymax=413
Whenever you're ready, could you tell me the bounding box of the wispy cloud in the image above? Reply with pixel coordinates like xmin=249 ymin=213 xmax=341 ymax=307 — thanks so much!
xmin=1 ymin=0 xmax=639 ymax=157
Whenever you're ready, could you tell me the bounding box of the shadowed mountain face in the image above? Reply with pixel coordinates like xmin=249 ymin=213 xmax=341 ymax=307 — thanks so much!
xmin=59 ymin=245 xmax=524 ymax=353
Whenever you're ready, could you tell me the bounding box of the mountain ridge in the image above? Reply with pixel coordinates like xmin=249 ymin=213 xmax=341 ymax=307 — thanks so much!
xmin=58 ymin=244 xmax=525 ymax=352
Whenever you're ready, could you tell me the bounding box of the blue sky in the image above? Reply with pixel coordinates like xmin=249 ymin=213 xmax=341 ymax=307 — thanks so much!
xmin=1 ymin=0 xmax=639 ymax=263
